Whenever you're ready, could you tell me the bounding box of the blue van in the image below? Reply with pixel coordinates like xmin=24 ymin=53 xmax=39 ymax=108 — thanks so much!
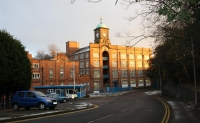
xmin=11 ymin=91 xmax=58 ymax=110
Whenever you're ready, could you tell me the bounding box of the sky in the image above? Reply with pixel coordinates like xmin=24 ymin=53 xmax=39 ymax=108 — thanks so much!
xmin=0 ymin=0 xmax=154 ymax=57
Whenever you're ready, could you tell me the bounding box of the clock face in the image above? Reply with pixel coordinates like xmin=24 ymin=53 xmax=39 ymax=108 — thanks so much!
xmin=103 ymin=32 xmax=107 ymax=37
xmin=96 ymin=33 xmax=99 ymax=38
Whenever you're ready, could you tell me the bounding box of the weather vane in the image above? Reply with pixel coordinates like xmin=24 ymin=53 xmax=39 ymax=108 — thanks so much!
xmin=100 ymin=16 xmax=102 ymax=24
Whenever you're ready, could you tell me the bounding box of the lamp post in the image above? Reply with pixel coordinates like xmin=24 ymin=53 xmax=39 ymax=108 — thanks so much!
xmin=72 ymin=60 xmax=76 ymax=99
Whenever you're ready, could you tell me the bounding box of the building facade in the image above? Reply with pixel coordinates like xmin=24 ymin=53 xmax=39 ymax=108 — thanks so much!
xmin=28 ymin=21 xmax=152 ymax=93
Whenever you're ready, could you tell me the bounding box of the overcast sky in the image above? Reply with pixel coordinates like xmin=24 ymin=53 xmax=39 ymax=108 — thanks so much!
xmin=0 ymin=0 xmax=154 ymax=57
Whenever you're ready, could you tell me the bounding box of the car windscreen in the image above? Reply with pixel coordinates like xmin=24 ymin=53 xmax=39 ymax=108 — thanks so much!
xmin=34 ymin=91 xmax=47 ymax=97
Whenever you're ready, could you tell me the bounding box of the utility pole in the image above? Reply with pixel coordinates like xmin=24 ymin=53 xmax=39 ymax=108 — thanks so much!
xmin=191 ymin=41 xmax=197 ymax=105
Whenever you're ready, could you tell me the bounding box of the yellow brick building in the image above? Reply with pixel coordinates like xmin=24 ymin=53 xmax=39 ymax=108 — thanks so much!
xmin=29 ymin=21 xmax=152 ymax=93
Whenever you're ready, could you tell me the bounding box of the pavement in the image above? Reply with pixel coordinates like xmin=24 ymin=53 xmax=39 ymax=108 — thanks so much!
xmin=0 ymin=90 xmax=200 ymax=123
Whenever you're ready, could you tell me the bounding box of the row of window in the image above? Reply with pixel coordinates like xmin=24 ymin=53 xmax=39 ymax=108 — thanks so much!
xmin=93 ymin=79 xmax=151 ymax=90
xmin=32 ymin=68 xmax=145 ymax=79
xmin=73 ymin=52 xmax=149 ymax=60
xmin=74 ymin=52 xmax=89 ymax=60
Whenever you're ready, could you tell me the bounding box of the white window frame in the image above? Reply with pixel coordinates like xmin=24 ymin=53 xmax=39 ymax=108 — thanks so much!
xmin=33 ymin=63 xmax=39 ymax=68
xmin=49 ymin=68 xmax=53 ymax=78
xmin=32 ymin=73 xmax=40 ymax=79
xmin=60 ymin=67 xmax=64 ymax=78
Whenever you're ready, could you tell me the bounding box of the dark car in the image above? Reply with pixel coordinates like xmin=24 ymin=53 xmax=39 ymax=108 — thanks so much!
xmin=46 ymin=93 xmax=69 ymax=103
xmin=11 ymin=91 xmax=58 ymax=111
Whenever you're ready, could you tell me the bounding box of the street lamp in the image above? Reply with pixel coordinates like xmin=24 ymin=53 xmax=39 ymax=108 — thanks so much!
xmin=72 ymin=60 xmax=76 ymax=99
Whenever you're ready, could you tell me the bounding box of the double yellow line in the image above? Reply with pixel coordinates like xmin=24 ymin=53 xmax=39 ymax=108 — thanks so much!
xmin=154 ymin=97 xmax=170 ymax=123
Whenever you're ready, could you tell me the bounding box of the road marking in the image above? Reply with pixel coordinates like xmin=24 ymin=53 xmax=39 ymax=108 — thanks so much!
xmin=153 ymin=97 xmax=170 ymax=123
xmin=87 ymin=114 xmax=114 ymax=123
xmin=6 ymin=104 xmax=99 ymax=123
xmin=121 ymin=107 xmax=130 ymax=112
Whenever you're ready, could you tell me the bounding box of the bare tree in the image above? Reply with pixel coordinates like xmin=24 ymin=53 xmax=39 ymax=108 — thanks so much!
xmin=35 ymin=50 xmax=45 ymax=59
xmin=48 ymin=44 xmax=59 ymax=57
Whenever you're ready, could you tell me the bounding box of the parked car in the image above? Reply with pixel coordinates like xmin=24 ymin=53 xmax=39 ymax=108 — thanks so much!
xmin=46 ymin=93 xmax=69 ymax=103
xmin=11 ymin=91 xmax=58 ymax=111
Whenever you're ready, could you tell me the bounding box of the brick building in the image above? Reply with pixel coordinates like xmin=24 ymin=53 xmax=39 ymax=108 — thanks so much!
xmin=28 ymin=21 xmax=152 ymax=93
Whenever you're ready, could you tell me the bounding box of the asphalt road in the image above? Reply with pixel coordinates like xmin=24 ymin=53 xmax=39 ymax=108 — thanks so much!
xmin=15 ymin=90 xmax=166 ymax=123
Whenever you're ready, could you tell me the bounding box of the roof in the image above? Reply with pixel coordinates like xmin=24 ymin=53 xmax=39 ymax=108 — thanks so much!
xmin=72 ymin=46 xmax=90 ymax=55
xmin=96 ymin=23 xmax=107 ymax=29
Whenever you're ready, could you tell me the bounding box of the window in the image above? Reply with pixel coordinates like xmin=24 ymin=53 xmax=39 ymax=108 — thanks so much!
xmin=138 ymin=79 xmax=144 ymax=87
xmin=32 ymin=73 xmax=40 ymax=79
xmin=144 ymin=55 xmax=149 ymax=60
xmin=130 ymin=79 xmax=136 ymax=87
xmin=94 ymin=60 xmax=100 ymax=67
xmin=121 ymin=70 xmax=128 ymax=77
xmin=79 ymin=69 xmax=85 ymax=75
xmin=94 ymin=81 xmax=100 ymax=91
xmin=47 ymin=89 xmax=54 ymax=93
xmin=93 ymin=53 xmax=99 ymax=58
xmin=122 ymin=80 xmax=128 ymax=88
xmin=70 ymin=69 xmax=74 ymax=78
xmin=80 ymin=53 xmax=84 ymax=59
xmin=138 ymin=70 xmax=143 ymax=77
xmin=121 ymin=54 xmax=126 ymax=59
xmin=112 ymin=61 xmax=117 ymax=68
xmin=130 ymin=61 xmax=135 ymax=68
xmin=121 ymin=60 xmax=127 ymax=68
xmin=86 ymin=60 xmax=89 ymax=67
xmin=112 ymin=70 xmax=118 ymax=78
xmin=25 ymin=92 xmax=35 ymax=98
xmin=86 ymin=52 xmax=89 ymax=58
xmin=49 ymin=68 xmax=53 ymax=78
xmin=145 ymin=62 xmax=149 ymax=68
xmin=146 ymin=79 xmax=151 ymax=86
xmin=74 ymin=55 xmax=78 ymax=60
xmin=130 ymin=70 xmax=136 ymax=77
xmin=33 ymin=63 xmax=39 ymax=68
xmin=94 ymin=70 xmax=100 ymax=78
xmin=60 ymin=67 xmax=64 ymax=78
xmin=16 ymin=92 xmax=24 ymax=97
xmin=80 ymin=61 xmax=85 ymax=68
xmin=137 ymin=55 xmax=142 ymax=59
xmin=129 ymin=54 xmax=134 ymax=59
xmin=112 ymin=54 xmax=117 ymax=58
xmin=138 ymin=61 xmax=142 ymax=68
xmin=86 ymin=70 xmax=89 ymax=75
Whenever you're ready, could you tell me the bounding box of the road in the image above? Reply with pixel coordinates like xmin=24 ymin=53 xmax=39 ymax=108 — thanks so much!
xmin=14 ymin=90 xmax=166 ymax=123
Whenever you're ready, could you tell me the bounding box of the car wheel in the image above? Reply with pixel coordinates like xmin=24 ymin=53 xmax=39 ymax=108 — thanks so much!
xmin=49 ymin=106 xmax=55 ymax=110
xmin=63 ymin=99 xmax=67 ymax=103
xmin=25 ymin=107 xmax=30 ymax=110
xmin=38 ymin=103 xmax=46 ymax=110
xmin=13 ymin=103 xmax=20 ymax=111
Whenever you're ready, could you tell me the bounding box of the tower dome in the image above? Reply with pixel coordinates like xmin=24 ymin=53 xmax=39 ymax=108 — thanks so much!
xmin=96 ymin=23 xmax=107 ymax=28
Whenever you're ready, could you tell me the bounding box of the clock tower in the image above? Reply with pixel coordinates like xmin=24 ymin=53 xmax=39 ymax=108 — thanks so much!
xmin=94 ymin=19 xmax=110 ymax=44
